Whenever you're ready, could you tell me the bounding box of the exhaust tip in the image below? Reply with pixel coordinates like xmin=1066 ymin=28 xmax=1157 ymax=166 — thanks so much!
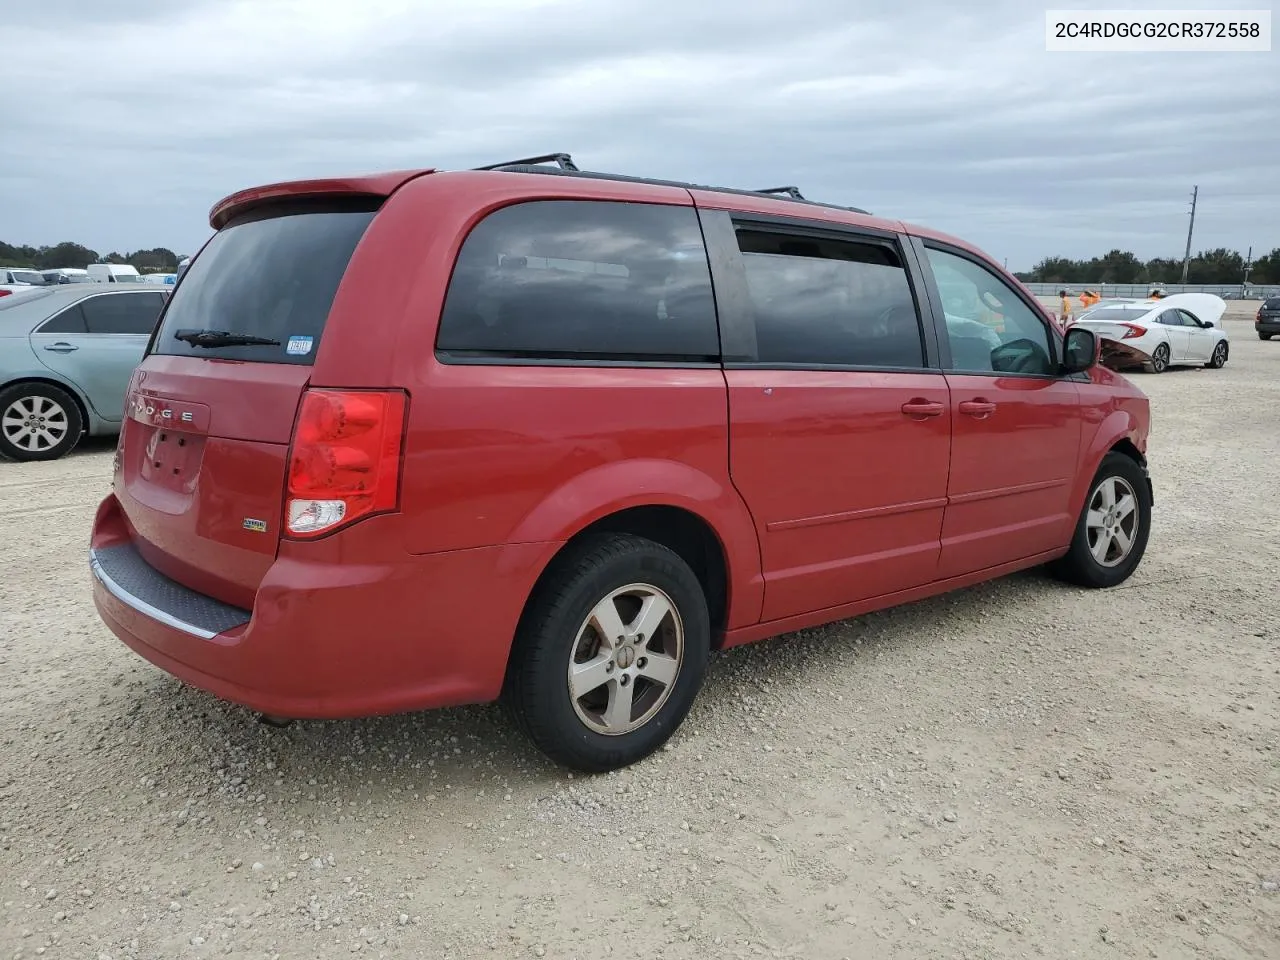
xmin=257 ymin=713 xmax=294 ymax=728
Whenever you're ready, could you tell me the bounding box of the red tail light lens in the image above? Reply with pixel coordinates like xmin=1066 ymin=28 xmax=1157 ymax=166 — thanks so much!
xmin=1120 ymin=323 xmax=1147 ymax=339
xmin=0 ymin=290 xmax=11 ymax=298
xmin=285 ymin=389 xmax=406 ymax=538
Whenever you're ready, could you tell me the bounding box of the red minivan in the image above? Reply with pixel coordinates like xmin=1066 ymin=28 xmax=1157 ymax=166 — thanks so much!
xmin=90 ymin=154 xmax=1152 ymax=771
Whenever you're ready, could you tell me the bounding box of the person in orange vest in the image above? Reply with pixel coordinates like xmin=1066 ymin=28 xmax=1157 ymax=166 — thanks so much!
xmin=1059 ymin=289 xmax=1073 ymax=322
xmin=1080 ymin=289 xmax=1099 ymax=309
xmin=1149 ymin=287 xmax=1166 ymax=300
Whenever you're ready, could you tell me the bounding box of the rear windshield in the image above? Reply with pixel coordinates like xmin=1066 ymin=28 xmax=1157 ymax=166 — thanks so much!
xmin=151 ymin=200 xmax=378 ymax=365
xmin=1264 ymin=298 xmax=1280 ymax=309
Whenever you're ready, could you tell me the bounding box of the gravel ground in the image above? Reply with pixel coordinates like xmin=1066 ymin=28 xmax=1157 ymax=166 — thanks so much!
xmin=2 ymin=306 xmax=1277 ymax=960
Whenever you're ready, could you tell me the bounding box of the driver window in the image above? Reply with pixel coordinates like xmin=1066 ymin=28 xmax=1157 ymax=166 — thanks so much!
xmin=925 ymin=248 xmax=1055 ymax=376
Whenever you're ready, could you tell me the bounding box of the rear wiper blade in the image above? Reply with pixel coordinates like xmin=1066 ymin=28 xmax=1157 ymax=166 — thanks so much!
xmin=173 ymin=328 xmax=281 ymax=348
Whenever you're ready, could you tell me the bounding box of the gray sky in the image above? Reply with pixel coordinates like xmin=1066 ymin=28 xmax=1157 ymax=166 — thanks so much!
xmin=3 ymin=0 xmax=1277 ymax=270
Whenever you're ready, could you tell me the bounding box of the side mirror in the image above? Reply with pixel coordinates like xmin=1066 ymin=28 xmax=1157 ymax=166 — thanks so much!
xmin=1062 ymin=327 xmax=1097 ymax=374
xmin=1201 ymin=318 xmax=1215 ymax=327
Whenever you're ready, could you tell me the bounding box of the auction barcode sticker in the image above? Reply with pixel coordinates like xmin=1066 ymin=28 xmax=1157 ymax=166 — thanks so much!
xmin=1046 ymin=9 xmax=1271 ymax=51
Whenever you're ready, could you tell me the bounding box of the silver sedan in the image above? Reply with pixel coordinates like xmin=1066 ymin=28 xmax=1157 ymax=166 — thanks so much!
xmin=0 ymin=286 xmax=168 ymax=460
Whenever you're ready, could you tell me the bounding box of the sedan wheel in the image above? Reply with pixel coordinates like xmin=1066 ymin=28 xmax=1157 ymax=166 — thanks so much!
xmin=1148 ymin=343 xmax=1170 ymax=373
xmin=1206 ymin=340 xmax=1228 ymax=368
xmin=0 ymin=384 xmax=83 ymax=462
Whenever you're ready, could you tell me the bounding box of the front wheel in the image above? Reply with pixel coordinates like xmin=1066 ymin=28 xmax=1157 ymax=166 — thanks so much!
xmin=1206 ymin=340 xmax=1228 ymax=368
xmin=504 ymin=533 xmax=710 ymax=772
xmin=1049 ymin=452 xmax=1152 ymax=588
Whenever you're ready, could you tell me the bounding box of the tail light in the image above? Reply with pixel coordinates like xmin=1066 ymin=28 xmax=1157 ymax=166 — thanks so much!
xmin=0 ymin=290 xmax=11 ymax=298
xmin=1120 ymin=323 xmax=1147 ymax=339
xmin=285 ymin=389 xmax=407 ymax=538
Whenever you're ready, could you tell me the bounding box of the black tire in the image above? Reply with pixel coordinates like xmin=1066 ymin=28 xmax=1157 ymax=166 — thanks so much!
xmin=0 ymin=382 xmax=83 ymax=462
xmin=1049 ymin=452 xmax=1151 ymax=589
xmin=1147 ymin=343 xmax=1170 ymax=373
xmin=1260 ymin=333 xmax=1273 ymax=341
xmin=1206 ymin=340 xmax=1228 ymax=368
xmin=504 ymin=533 xmax=710 ymax=773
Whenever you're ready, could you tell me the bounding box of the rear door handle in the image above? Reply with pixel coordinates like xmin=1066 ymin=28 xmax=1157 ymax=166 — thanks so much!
xmin=959 ymin=399 xmax=996 ymax=419
xmin=43 ymin=342 xmax=79 ymax=353
xmin=901 ymin=399 xmax=945 ymax=418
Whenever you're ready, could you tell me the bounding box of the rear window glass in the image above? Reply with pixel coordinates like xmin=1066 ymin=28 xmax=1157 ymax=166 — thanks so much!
xmin=150 ymin=200 xmax=378 ymax=365
xmin=1264 ymin=298 xmax=1280 ymax=309
xmin=436 ymin=200 xmax=719 ymax=362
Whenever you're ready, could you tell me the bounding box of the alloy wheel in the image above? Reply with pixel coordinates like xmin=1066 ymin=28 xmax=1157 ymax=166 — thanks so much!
xmin=1 ymin=395 xmax=70 ymax=453
xmin=567 ymin=583 xmax=684 ymax=736
xmin=1086 ymin=476 xmax=1139 ymax=568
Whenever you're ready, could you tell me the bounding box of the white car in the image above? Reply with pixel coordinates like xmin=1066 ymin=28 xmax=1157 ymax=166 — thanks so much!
xmin=1069 ymin=293 xmax=1228 ymax=373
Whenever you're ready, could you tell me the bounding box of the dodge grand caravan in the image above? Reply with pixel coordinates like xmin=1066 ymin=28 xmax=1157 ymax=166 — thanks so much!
xmin=90 ymin=153 xmax=1153 ymax=772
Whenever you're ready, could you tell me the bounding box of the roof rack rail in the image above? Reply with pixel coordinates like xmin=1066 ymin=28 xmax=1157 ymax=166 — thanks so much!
xmin=473 ymin=152 xmax=579 ymax=172
xmin=755 ymin=186 xmax=805 ymax=200
xmin=469 ymin=154 xmax=871 ymax=216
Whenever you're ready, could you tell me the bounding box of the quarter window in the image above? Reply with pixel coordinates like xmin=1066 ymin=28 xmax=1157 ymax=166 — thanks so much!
xmin=925 ymin=248 xmax=1056 ymax=376
xmin=81 ymin=293 xmax=167 ymax=334
xmin=437 ymin=200 xmax=719 ymax=361
xmin=39 ymin=305 xmax=88 ymax=334
xmin=735 ymin=230 xmax=924 ymax=368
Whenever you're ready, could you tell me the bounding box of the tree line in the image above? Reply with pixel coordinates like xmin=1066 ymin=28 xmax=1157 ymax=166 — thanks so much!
xmin=0 ymin=241 xmax=185 ymax=274
xmin=1014 ymin=247 xmax=1280 ymax=286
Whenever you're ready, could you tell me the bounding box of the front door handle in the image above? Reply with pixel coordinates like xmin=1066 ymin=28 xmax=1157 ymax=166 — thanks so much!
xmin=43 ymin=342 xmax=79 ymax=353
xmin=959 ymin=399 xmax=996 ymax=419
xmin=901 ymin=399 xmax=945 ymax=418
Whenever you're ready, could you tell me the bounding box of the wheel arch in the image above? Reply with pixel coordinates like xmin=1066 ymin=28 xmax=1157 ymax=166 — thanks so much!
xmin=1070 ymin=412 xmax=1150 ymax=518
xmin=506 ymin=458 xmax=765 ymax=639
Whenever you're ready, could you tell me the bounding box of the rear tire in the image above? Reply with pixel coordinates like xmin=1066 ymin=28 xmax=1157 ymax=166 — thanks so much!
xmin=0 ymin=382 xmax=83 ymax=462
xmin=1260 ymin=333 xmax=1273 ymax=341
xmin=1206 ymin=340 xmax=1228 ymax=368
xmin=1146 ymin=343 xmax=1170 ymax=374
xmin=504 ymin=533 xmax=710 ymax=773
xmin=1049 ymin=452 xmax=1151 ymax=589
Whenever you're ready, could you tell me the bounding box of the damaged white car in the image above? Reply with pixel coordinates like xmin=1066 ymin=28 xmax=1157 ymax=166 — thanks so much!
xmin=1068 ymin=293 xmax=1228 ymax=373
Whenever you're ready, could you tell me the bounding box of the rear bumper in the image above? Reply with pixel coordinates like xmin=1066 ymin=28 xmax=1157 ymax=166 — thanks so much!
xmin=90 ymin=494 xmax=558 ymax=719
xmin=1256 ymin=319 xmax=1280 ymax=334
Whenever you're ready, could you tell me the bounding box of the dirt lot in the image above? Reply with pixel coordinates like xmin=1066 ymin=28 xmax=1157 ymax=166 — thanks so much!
xmin=2 ymin=305 xmax=1277 ymax=960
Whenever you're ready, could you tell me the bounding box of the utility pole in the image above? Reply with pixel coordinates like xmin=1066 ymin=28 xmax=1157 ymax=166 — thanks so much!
xmin=1243 ymin=245 xmax=1252 ymax=295
xmin=1180 ymin=185 xmax=1198 ymax=283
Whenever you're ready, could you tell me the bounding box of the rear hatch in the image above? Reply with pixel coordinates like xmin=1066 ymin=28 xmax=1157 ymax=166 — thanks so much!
xmin=115 ymin=197 xmax=381 ymax=610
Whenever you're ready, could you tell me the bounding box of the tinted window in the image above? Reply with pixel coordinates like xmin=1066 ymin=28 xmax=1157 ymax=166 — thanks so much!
xmin=152 ymin=201 xmax=378 ymax=365
xmin=736 ymin=230 xmax=924 ymax=368
xmin=926 ymin=248 xmax=1055 ymax=376
xmin=1156 ymin=311 xmax=1181 ymax=325
xmin=1264 ymin=297 xmax=1280 ymax=309
xmin=437 ymin=200 xmax=718 ymax=361
xmin=39 ymin=304 xmax=88 ymax=334
xmin=81 ymin=292 xmax=166 ymax=334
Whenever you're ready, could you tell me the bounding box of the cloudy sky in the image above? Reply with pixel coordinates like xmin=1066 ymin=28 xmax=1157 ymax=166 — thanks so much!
xmin=3 ymin=0 xmax=1277 ymax=269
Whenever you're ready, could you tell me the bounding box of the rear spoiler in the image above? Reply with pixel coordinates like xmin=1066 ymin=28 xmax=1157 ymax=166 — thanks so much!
xmin=209 ymin=169 xmax=436 ymax=229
